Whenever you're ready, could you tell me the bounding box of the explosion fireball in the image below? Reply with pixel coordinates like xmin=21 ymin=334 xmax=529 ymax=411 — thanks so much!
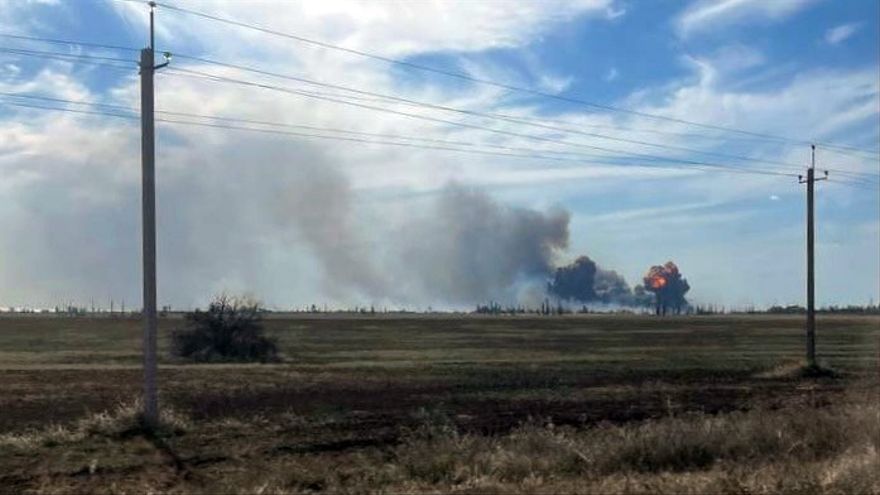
xmin=643 ymin=261 xmax=689 ymax=315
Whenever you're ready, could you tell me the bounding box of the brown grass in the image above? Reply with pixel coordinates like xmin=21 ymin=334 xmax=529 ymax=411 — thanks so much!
xmin=0 ymin=400 xmax=189 ymax=452
xmin=1 ymin=314 xmax=877 ymax=493
xmin=2 ymin=392 xmax=877 ymax=494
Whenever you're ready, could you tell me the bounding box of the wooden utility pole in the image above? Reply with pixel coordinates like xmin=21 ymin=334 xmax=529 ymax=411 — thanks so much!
xmin=140 ymin=1 xmax=169 ymax=426
xmin=799 ymin=145 xmax=827 ymax=367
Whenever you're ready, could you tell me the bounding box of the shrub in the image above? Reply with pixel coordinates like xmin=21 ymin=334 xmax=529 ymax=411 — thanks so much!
xmin=171 ymin=295 xmax=279 ymax=363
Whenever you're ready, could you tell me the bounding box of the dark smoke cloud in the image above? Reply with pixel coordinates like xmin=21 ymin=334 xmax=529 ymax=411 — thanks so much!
xmin=548 ymin=256 xmax=646 ymax=306
xmin=594 ymin=268 xmax=632 ymax=303
xmin=547 ymin=256 xmax=598 ymax=302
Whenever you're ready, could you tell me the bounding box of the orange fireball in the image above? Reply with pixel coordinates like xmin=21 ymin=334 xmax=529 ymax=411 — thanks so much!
xmin=642 ymin=261 xmax=690 ymax=316
xmin=650 ymin=276 xmax=667 ymax=289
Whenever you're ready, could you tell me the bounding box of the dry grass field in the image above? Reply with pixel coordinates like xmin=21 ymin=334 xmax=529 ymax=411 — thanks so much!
xmin=0 ymin=313 xmax=878 ymax=493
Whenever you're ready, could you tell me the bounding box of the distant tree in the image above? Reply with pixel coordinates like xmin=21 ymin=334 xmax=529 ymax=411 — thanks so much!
xmin=171 ymin=295 xmax=279 ymax=363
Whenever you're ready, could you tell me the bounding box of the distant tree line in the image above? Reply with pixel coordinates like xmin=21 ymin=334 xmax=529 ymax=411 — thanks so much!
xmin=472 ymin=302 xmax=880 ymax=316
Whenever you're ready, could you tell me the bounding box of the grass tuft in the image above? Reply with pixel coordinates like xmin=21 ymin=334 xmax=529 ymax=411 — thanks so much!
xmin=0 ymin=400 xmax=190 ymax=452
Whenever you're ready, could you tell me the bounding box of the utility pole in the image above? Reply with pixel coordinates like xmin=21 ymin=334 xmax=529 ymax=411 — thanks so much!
xmin=799 ymin=144 xmax=827 ymax=368
xmin=140 ymin=1 xmax=169 ymax=426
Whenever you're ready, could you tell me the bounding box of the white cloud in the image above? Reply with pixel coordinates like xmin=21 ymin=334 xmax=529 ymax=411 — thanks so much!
xmin=604 ymin=67 xmax=619 ymax=82
xmin=1 ymin=0 xmax=877 ymax=309
xmin=1 ymin=64 xmax=21 ymax=77
xmin=537 ymin=74 xmax=575 ymax=94
xmin=111 ymin=0 xmax=615 ymax=59
xmin=606 ymin=6 xmax=627 ymax=19
xmin=709 ymin=44 xmax=766 ymax=72
xmin=824 ymin=22 xmax=862 ymax=45
xmin=676 ymin=0 xmax=817 ymax=37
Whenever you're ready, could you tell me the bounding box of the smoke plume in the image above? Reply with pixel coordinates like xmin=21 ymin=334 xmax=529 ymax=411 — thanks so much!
xmin=547 ymin=256 xmax=646 ymax=306
xmin=396 ymin=183 xmax=570 ymax=305
xmin=547 ymin=256 xmax=598 ymax=302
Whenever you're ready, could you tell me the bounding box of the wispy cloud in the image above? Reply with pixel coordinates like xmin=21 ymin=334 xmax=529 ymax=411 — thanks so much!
xmin=604 ymin=67 xmax=619 ymax=82
xmin=825 ymin=22 xmax=862 ymax=45
xmin=110 ymin=0 xmax=615 ymax=58
xmin=538 ymin=74 xmax=575 ymax=94
xmin=606 ymin=5 xmax=626 ymax=20
xmin=676 ymin=0 xmax=817 ymax=37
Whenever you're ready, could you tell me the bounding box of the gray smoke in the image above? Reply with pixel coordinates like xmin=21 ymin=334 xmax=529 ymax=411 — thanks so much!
xmin=594 ymin=268 xmax=632 ymax=303
xmin=270 ymin=158 xmax=389 ymax=300
xmin=171 ymin=144 xmax=571 ymax=307
xmin=394 ymin=183 xmax=570 ymax=305
xmin=0 ymin=131 xmax=573 ymax=309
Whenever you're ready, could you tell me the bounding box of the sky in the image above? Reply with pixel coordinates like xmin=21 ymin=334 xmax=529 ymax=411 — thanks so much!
xmin=0 ymin=0 xmax=878 ymax=310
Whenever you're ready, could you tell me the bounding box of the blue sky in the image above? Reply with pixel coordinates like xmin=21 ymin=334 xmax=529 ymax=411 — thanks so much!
xmin=0 ymin=0 xmax=878 ymax=310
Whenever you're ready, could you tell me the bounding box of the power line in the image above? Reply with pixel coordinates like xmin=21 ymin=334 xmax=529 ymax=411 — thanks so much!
xmin=493 ymin=111 xmax=878 ymax=154
xmin=0 ymin=32 xmax=139 ymax=52
xmin=0 ymin=99 xmax=796 ymax=178
xmin=152 ymin=56 xmax=876 ymax=160
xmin=0 ymin=91 xmax=616 ymax=160
xmin=0 ymin=47 xmax=137 ymax=70
xmin=160 ymin=67 xmax=800 ymax=178
xmin=1 ymin=100 xmax=138 ymax=119
xmin=3 ymin=87 xmax=870 ymax=182
xmin=0 ymin=91 xmax=603 ymax=158
xmin=820 ymin=146 xmax=880 ymax=162
xmin=163 ymin=63 xmax=880 ymax=180
xmin=0 ymin=99 xmax=697 ymax=171
xmin=0 ymin=100 xmax=673 ymax=168
xmin=167 ymin=53 xmax=817 ymax=174
xmin=828 ymin=170 xmax=880 ymax=183
xmin=4 ymin=30 xmax=876 ymax=161
xmin=0 ymin=46 xmax=136 ymax=64
xmin=10 ymin=90 xmax=877 ymax=182
xmin=827 ymin=178 xmax=880 ymax=191
xmin=0 ymin=46 xmax=135 ymax=63
xmin=148 ymin=0 xmax=880 ymax=156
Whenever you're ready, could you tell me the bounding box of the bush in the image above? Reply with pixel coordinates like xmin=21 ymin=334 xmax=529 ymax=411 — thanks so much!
xmin=171 ymin=295 xmax=279 ymax=363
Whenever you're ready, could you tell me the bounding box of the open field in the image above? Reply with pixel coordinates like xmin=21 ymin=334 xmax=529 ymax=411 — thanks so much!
xmin=1 ymin=314 xmax=878 ymax=493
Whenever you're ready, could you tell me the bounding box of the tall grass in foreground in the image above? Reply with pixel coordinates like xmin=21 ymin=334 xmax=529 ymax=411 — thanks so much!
xmin=3 ymin=395 xmax=878 ymax=494
xmin=250 ymin=399 xmax=879 ymax=494
xmin=0 ymin=400 xmax=189 ymax=451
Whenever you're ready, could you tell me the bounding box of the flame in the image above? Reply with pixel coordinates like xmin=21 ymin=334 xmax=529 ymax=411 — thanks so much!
xmin=650 ymin=276 xmax=667 ymax=289
xmin=644 ymin=262 xmax=677 ymax=292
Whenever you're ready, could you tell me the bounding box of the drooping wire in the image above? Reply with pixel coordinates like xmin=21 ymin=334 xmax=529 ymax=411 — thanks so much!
xmin=159 ymin=67 xmax=801 ymax=178
xmin=146 ymin=0 xmax=880 ymax=157
xmin=826 ymin=178 xmax=880 ymax=192
xmin=165 ymin=52 xmax=824 ymax=174
xmin=0 ymin=33 xmax=140 ymax=52
xmin=11 ymin=90 xmax=879 ymax=182
xmin=0 ymin=46 xmax=138 ymax=70
xmin=0 ymin=99 xmax=798 ymax=178
xmin=3 ymin=30 xmax=877 ymax=161
xmin=0 ymin=91 xmax=621 ymax=161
